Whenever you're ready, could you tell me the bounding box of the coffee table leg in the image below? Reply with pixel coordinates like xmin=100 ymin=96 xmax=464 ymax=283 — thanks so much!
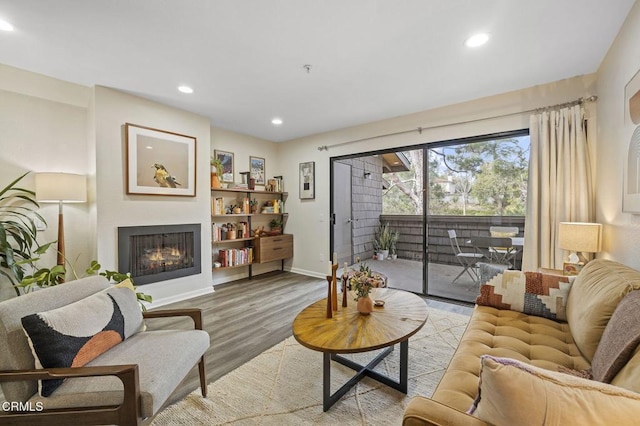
xmin=322 ymin=340 xmax=410 ymax=411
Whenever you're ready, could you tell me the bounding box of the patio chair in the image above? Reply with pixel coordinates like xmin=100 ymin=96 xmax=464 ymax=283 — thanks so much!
xmin=470 ymin=236 xmax=517 ymax=267
xmin=447 ymin=230 xmax=484 ymax=284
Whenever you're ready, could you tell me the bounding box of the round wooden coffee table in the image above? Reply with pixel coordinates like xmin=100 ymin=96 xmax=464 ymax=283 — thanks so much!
xmin=292 ymin=288 xmax=428 ymax=411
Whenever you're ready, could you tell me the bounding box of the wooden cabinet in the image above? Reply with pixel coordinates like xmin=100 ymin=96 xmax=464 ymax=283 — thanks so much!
xmin=211 ymin=187 xmax=290 ymax=279
xmin=254 ymin=234 xmax=293 ymax=263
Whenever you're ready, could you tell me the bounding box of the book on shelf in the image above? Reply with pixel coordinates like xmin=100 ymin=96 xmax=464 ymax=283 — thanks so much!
xmin=266 ymin=176 xmax=283 ymax=192
xmin=212 ymin=197 xmax=224 ymax=215
xmin=217 ymin=247 xmax=253 ymax=267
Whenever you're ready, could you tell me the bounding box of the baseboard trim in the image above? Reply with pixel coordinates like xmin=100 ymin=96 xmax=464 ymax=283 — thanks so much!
xmin=288 ymin=267 xmax=325 ymax=279
xmin=148 ymin=286 xmax=214 ymax=309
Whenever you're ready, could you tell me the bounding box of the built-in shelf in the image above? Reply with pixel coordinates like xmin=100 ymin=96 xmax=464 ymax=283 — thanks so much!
xmin=213 ymin=262 xmax=252 ymax=271
xmin=211 ymin=187 xmax=288 ymax=196
xmin=212 ymin=237 xmax=254 ymax=245
xmin=211 ymin=213 xmax=289 ymax=218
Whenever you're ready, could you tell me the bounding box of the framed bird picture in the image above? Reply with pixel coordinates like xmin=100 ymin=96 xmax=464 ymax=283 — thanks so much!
xmin=125 ymin=123 xmax=197 ymax=196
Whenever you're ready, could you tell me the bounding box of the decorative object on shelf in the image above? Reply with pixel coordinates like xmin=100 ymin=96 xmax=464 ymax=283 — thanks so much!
xmin=125 ymin=123 xmax=196 ymax=196
xmin=349 ymin=260 xmax=385 ymax=315
xmin=237 ymin=171 xmax=251 ymax=189
xmin=210 ymin=156 xmax=223 ymax=189
xmin=624 ymin=67 xmax=640 ymax=213
xmin=269 ymin=218 xmax=283 ymax=235
xmin=299 ymin=161 xmax=315 ymax=199
xmin=213 ymin=150 xmax=234 ymax=183
xmin=250 ymin=156 xmax=265 ymax=186
xmin=249 ymin=198 xmax=258 ymax=213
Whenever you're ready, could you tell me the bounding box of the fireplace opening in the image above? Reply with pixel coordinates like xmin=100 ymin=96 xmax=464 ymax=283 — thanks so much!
xmin=118 ymin=224 xmax=201 ymax=285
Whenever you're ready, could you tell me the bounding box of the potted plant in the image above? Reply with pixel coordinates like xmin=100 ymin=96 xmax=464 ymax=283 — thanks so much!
xmin=269 ymin=218 xmax=283 ymax=234
xmin=0 ymin=172 xmax=56 ymax=298
xmin=373 ymin=222 xmax=395 ymax=260
xmin=210 ymin=157 xmax=223 ymax=189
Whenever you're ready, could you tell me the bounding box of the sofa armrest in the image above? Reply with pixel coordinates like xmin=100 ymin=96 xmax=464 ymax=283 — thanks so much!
xmin=0 ymin=364 xmax=140 ymax=425
xmin=143 ymin=308 xmax=203 ymax=330
xmin=403 ymin=396 xmax=491 ymax=426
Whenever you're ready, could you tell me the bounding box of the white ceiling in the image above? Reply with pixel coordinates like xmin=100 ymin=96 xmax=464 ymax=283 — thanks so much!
xmin=0 ymin=1 xmax=635 ymax=142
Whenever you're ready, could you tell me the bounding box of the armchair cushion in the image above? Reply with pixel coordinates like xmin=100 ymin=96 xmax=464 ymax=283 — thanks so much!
xmin=476 ymin=271 xmax=572 ymax=321
xmin=21 ymin=286 xmax=143 ymax=396
xmin=469 ymin=355 xmax=640 ymax=426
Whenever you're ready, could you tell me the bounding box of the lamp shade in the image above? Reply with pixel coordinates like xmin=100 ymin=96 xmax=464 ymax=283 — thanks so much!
xmin=35 ymin=173 xmax=87 ymax=203
xmin=558 ymin=222 xmax=603 ymax=253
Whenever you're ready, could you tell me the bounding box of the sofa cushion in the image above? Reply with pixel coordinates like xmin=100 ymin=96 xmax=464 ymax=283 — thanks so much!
xmin=0 ymin=276 xmax=110 ymax=402
xmin=469 ymin=355 xmax=640 ymax=426
xmin=566 ymin=259 xmax=640 ymax=362
xmin=432 ymin=305 xmax=589 ymax=413
xmin=21 ymin=286 xmax=143 ymax=396
xmin=476 ymin=271 xmax=572 ymax=321
xmin=591 ymin=290 xmax=640 ymax=383
xmin=27 ymin=329 xmax=210 ymax=418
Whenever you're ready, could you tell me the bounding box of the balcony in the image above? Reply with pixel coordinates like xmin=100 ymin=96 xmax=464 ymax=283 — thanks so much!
xmin=362 ymin=215 xmax=525 ymax=304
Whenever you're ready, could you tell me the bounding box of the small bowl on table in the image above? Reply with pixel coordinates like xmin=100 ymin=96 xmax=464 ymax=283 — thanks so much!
xmin=374 ymin=299 xmax=385 ymax=308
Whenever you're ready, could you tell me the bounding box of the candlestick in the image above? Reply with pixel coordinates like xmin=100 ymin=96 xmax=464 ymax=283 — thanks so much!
xmin=327 ymin=261 xmax=332 ymax=276
xmin=325 ymin=275 xmax=333 ymax=319
xmin=333 ymin=252 xmax=338 ymax=265
xmin=343 ymin=262 xmax=348 ymax=278
xmin=342 ymin=274 xmax=348 ymax=307
xmin=332 ymin=263 xmax=338 ymax=311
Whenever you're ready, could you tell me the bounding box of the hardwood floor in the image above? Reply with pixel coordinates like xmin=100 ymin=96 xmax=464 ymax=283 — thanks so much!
xmin=146 ymin=271 xmax=327 ymax=405
xmin=147 ymin=271 xmax=472 ymax=406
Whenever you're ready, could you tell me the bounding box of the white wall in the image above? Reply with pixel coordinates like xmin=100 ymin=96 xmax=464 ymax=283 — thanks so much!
xmin=0 ymin=64 xmax=92 ymax=300
xmin=596 ymin=0 xmax=640 ymax=269
xmin=93 ymin=86 xmax=213 ymax=307
xmin=210 ymin=126 xmax=282 ymax=284
xmin=280 ymin=75 xmax=598 ymax=277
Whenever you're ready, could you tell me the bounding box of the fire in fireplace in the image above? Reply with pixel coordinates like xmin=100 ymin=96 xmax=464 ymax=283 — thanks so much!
xmin=118 ymin=224 xmax=201 ymax=285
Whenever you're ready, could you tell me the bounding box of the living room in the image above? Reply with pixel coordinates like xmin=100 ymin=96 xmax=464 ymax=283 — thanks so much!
xmin=2 ymin=1 xmax=640 ymax=424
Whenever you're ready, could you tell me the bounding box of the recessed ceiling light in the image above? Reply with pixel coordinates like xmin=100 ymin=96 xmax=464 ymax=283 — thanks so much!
xmin=0 ymin=19 xmax=14 ymax=32
xmin=271 ymin=118 xmax=283 ymax=125
xmin=178 ymin=85 xmax=193 ymax=94
xmin=465 ymin=33 xmax=490 ymax=48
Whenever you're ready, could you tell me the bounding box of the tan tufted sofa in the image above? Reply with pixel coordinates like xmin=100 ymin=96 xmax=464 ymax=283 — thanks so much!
xmin=403 ymin=259 xmax=640 ymax=425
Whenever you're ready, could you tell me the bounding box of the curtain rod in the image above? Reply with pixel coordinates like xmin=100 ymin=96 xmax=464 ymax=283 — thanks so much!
xmin=316 ymin=95 xmax=597 ymax=151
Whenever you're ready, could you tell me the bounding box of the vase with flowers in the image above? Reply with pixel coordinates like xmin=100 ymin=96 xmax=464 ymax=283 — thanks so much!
xmin=349 ymin=259 xmax=385 ymax=315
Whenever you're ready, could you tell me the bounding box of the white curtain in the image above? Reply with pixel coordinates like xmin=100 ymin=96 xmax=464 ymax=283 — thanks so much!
xmin=522 ymin=105 xmax=595 ymax=271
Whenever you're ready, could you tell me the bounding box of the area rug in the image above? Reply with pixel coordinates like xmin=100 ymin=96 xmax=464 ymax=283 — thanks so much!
xmin=152 ymin=308 xmax=470 ymax=425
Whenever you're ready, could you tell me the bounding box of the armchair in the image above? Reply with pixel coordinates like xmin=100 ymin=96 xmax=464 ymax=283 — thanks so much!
xmin=0 ymin=275 xmax=209 ymax=425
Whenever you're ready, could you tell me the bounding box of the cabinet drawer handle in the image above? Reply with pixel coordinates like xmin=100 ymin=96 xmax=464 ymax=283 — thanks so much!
xmin=273 ymin=239 xmax=282 ymax=242
xmin=273 ymin=247 xmax=283 ymax=251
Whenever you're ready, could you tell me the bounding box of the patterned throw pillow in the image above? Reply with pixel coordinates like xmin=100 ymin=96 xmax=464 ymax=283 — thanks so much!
xmin=476 ymin=271 xmax=573 ymax=321
xmin=21 ymin=286 xmax=143 ymax=396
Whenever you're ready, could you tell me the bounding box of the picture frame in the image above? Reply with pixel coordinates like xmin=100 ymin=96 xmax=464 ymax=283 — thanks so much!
xmin=299 ymin=161 xmax=315 ymax=199
xmin=250 ymin=156 xmax=265 ymax=186
xmin=623 ymin=68 xmax=640 ymax=213
xmin=125 ymin=123 xmax=196 ymax=196
xmin=214 ymin=150 xmax=234 ymax=183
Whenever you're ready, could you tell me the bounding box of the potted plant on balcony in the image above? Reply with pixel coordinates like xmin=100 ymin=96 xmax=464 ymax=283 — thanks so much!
xmin=373 ymin=222 xmax=396 ymax=260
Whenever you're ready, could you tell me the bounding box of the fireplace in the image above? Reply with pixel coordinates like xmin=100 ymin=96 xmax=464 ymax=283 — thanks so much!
xmin=117 ymin=224 xmax=201 ymax=285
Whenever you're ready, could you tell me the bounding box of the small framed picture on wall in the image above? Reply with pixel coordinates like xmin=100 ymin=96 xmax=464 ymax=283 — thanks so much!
xmin=214 ymin=150 xmax=234 ymax=183
xmin=299 ymin=161 xmax=315 ymax=199
xmin=250 ymin=156 xmax=265 ymax=186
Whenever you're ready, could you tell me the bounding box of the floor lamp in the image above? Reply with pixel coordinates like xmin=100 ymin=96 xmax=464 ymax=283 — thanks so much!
xmin=35 ymin=173 xmax=87 ymax=269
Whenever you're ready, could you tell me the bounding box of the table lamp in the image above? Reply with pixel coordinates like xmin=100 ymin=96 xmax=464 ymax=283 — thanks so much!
xmin=35 ymin=172 xmax=87 ymax=267
xmin=557 ymin=222 xmax=603 ymax=265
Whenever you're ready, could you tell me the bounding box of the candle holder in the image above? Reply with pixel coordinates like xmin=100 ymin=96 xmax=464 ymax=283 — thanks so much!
xmin=332 ymin=264 xmax=339 ymax=311
xmin=325 ymin=275 xmax=333 ymax=319
xmin=341 ymin=274 xmax=348 ymax=307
